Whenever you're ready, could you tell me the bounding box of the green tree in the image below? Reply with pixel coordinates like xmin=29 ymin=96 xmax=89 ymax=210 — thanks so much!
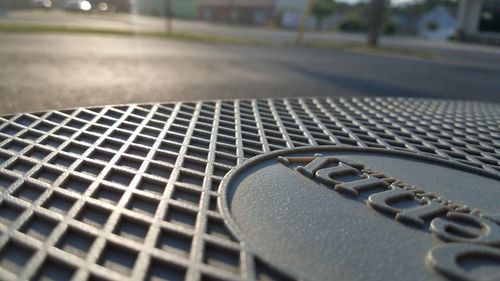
xmin=311 ymin=0 xmax=336 ymax=30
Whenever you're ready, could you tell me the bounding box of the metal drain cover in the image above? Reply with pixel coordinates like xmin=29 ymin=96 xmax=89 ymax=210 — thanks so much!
xmin=0 ymin=97 xmax=498 ymax=281
xmin=220 ymin=147 xmax=500 ymax=281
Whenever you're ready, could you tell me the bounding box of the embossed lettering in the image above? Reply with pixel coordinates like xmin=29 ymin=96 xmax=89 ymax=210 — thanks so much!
xmin=396 ymin=200 xmax=449 ymax=227
xmin=367 ymin=186 xmax=415 ymax=215
xmin=296 ymin=156 xmax=331 ymax=178
xmin=427 ymin=243 xmax=500 ymax=281
xmin=315 ymin=162 xmax=360 ymax=186
xmin=430 ymin=212 xmax=500 ymax=246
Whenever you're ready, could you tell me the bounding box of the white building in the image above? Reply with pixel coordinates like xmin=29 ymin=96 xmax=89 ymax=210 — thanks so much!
xmin=275 ymin=0 xmax=337 ymax=30
xmin=275 ymin=0 xmax=307 ymax=28
xmin=417 ymin=5 xmax=456 ymax=40
xmin=457 ymin=0 xmax=500 ymax=44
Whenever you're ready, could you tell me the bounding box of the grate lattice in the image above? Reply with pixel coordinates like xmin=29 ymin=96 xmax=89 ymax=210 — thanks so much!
xmin=0 ymin=97 xmax=499 ymax=281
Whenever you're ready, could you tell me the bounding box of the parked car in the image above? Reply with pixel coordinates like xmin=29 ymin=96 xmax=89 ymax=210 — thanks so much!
xmin=65 ymin=0 xmax=92 ymax=12
xmin=32 ymin=0 xmax=52 ymax=9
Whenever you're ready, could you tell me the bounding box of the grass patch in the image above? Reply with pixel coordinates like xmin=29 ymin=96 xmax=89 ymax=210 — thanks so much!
xmin=303 ymin=40 xmax=437 ymax=60
xmin=0 ymin=23 xmax=270 ymax=45
xmin=0 ymin=23 xmax=436 ymax=60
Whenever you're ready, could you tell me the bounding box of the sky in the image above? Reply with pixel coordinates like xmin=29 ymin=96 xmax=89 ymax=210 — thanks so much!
xmin=337 ymin=0 xmax=413 ymax=4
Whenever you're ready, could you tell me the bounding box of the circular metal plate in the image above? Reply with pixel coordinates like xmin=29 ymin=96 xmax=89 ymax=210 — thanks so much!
xmin=220 ymin=147 xmax=500 ymax=281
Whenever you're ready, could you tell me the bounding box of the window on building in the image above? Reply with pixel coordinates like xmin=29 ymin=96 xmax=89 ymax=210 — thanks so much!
xmin=479 ymin=0 xmax=500 ymax=33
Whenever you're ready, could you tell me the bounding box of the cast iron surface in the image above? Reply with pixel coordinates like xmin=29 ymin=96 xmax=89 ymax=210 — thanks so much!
xmin=0 ymin=97 xmax=498 ymax=280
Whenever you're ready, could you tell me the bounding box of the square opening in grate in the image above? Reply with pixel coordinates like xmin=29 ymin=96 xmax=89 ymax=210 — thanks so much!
xmin=0 ymin=173 xmax=16 ymax=189
xmin=41 ymin=136 xmax=64 ymax=149
xmin=4 ymin=140 xmax=28 ymax=152
xmin=25 ymin=146 xmax=51 ymax=160
xmin=20 ymin=214 xmax=58 ymax=242
xmin=99 ymin=139 xmax=124 ymax=151
xmin=214 ymin=153 xmax=237 ymax=166
xmin=126 ymin=194 xmax=159 ymax=217
xmin=7 ymin=159 xmax=34 ymax=174
xmin=63 ymin=142 xmax=89 ymax=155
xmin=147 ymin=120 xmax=164 ymax=129
xmin=156 ymin=228 xmax=192 ymax=258
xmin=158 ymin=141 xmax=181 ymax=154
xmin=96 ymin=117 xmax=116 ymax=127
xmin=43 ymin=192 xmax=76 ymax=214
xmin=54 ymin=127 xmax=77 ymax=138
xmin=104 ymin=109 xmax=123 ymax=120
xmin=213 ymin=164 xmax=230 ymax=178
xmin=137 ymin=177 xmax=167 ymax=196
xmin=105 ymin=168 xmax=134 ymax=187
xmin=206 ymin=217 xmax=234 ymax=241
xmin=177 ymin=170 xmax=204 ymax=187
xmin=49 ymin=154 xmax=76 ymax=168
xmin=117 ymin=155 xmax=143 ymax=171
xmin=60 ymin=175 xmax=92 ymax=194
xmin=88 ymin=148 xmax=114 ymax=163
xmin=76 ymin=132 xmax=99 ymax=145
xmin=1 ymin=124 xmax=22 ymax=136
xmin=210 ymin=178 xmax=221 ymax=192
xmin=0 ymin=240 xmax=35 ymax=276
xmin=56 ymin=227 xmax=95 ymax=259
xmin=46 ymin=112 xmax=66 ymax=124
xmin=76 ymin=161 xmax=104 ymax=177
xmin=164 ymin=206 xmax=197 ymax=229
xmin=133 ymin=135 xmax=155 ymax=147
xmin=141 ymin=127 xmax=160 ymax=138
xmin=66 ymin=119 xmax=86 ymax=129
xmin=146 ymin=259 xmax=186 ymax=281
xmin=92 ymin=184 xmax=124 ymax=205
xmin=203 ymin=243 xmax=240 ymax=274
xmin=13 ymin=115 xmax=36 ymax=126
xmin=33 ymin=166 xmax=62 ymax=184
xmin=146 ymin=163 xmax=173 ymax=179
xmin=117 ymin=122 xmax=138 ymax=132
xmin=208 ymin=196 xmax=218 ymax=212
xmin=162 ymin=132 xmax=185 ymax=143
xmin=109 ymin=130 xmax=131 ymax=141
xmin=13 ymin=182 xmax=45 ymax=203
xmin=182 ymin=158 xmax=206 ymax=173
xmin=171 ymin=186 xmax=200 ymax=207
xmin=97 ymin=242 xmax=138 ymax=276
xmin=0 ymin=202 xmax=24 ymax=227
xmin=75 ymin=110 xmax=96 ymax=121
xmin=0 ymin=152 xmax=12 ymax=165
xmin=152 ymin=151 xmax=177 ymax=165
xmin=125 ymin=145 xmax=149 ymax=158
xmin=32 ymin=257 xmax=76 ymax=281
xmin=34 ymin=122 xmax=56 ymax=133
xmin=76 ymin=204 xmax=111 ymax=228
xmin=113 ymin=215 xmax=150 ymax=243
xmin=189 ymin=138 xmax=210 ymax=149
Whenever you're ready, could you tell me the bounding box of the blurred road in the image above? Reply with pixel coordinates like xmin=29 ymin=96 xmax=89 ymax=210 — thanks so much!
xmin=1 ymin=32 xmax=500 ymax=115
xmin=3 ymin=10 xmax=500 ymax=66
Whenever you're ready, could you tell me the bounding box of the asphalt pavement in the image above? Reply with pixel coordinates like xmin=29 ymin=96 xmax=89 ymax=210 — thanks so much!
xmin=1 ymin=32 xmax=500 ymax=115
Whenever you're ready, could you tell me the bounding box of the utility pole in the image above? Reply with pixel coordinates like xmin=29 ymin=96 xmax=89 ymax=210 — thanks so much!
xmin=367 ymin=0 xmax=385 ymax=47
xmin=229 ymin=0 xmax=236 ymax=24
xmin=296 ymin=0 xmax=314 ymax=44
xmin=165 ymin=0 xmax=172 ymax=34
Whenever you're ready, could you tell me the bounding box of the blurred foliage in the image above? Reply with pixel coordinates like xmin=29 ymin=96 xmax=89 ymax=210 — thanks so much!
xmin=339 ymin=18 xmax=366 ymax=32
xmin=311 ymin=0 xmax=336 ymax=29
xmin=426 ymin=21 xmax=439 ymax=31
xmin=383 ymin=21 xmax=398 ymax=35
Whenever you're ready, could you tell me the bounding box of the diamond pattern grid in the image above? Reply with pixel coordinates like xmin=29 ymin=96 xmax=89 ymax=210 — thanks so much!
xmin=0 ymin=97 xmax=498 ymax=281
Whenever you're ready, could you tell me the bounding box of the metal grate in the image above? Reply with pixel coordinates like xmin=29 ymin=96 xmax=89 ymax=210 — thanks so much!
xmin=0 ymin=97 xmax=498 ymax=281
